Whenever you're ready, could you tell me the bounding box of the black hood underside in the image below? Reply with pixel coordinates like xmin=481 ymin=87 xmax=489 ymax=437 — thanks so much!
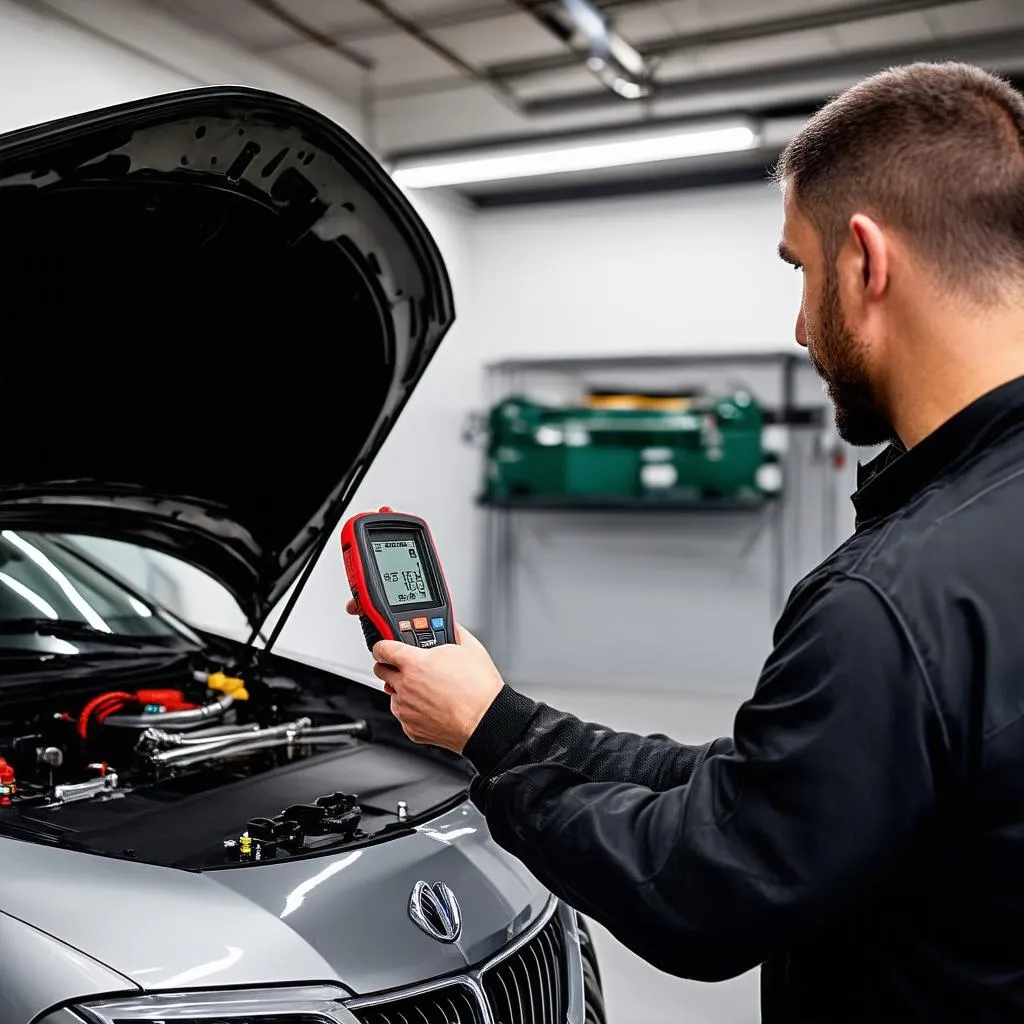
xmin=0 ymin=89 xmax=454 ymax=627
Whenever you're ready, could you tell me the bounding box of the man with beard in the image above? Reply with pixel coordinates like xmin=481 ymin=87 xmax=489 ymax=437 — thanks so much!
xmin=352 ymin=62 xmax=1024 ymax=1021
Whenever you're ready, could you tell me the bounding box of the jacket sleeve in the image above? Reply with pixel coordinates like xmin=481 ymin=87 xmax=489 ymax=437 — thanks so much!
xmin=464 ymin=682 xmax=733 ymax=792
xmin=466 ymin=573 xmax=948 ymax=981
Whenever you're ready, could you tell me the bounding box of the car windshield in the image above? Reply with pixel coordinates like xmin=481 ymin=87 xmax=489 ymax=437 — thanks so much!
xmin=0 ymin=530 xmax=185 ymax=653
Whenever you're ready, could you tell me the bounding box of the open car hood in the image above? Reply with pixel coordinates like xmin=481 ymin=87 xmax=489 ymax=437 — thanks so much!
xmin=0 ymin=88 xmax=454 ymax=628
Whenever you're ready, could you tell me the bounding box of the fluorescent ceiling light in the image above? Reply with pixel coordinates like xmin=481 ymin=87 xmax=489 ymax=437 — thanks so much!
xmin=392 ymin=121 xmax=759 ymax=189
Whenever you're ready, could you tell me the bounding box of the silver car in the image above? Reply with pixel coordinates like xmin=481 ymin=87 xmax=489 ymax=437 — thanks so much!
xmin=0 ymin=89 xmax=606 ymax=1024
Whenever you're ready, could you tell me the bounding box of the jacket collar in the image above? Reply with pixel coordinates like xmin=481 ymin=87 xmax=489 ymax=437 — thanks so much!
xmin=852 ymin=375 xmax=1024 ymax=526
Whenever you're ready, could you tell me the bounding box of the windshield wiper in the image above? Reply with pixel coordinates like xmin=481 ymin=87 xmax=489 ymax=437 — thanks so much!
xmin=0 ymin=618 xmax=168 ymax=648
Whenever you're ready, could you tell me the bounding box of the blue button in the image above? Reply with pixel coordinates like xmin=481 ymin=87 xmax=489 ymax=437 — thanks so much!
xmin=431 ymin=617 xmax=445 ymax=629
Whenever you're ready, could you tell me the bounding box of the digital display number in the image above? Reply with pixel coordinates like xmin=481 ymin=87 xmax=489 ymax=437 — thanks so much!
xmin=371 ymin=538 xmax=434 ymax=608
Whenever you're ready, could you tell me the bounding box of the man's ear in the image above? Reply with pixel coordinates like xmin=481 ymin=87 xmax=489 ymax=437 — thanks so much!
xmin=842 ymin=213 xmax=889 ymax=305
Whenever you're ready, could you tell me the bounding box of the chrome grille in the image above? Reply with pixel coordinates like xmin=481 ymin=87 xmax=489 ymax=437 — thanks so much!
xmin=351 ymin=982 xmax=483 ymax=1024
xmin=482 ymin=915 xmax=568 ymax=1024
xmin=349 ymin=907 xmax=569 ymax=1024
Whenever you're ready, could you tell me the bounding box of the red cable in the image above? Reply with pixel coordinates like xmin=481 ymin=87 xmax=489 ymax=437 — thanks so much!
xmin=85 ymin=695 xmax=134 ymax=720
xmin=79 ymin=698 xmax=131 ymax=739
xmin=92 ymin=698 xmax=132 ymax=726
xmin=77 ymin=691 xmax=136 ymax=739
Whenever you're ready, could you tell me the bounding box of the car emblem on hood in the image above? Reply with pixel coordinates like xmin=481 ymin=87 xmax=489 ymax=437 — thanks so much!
xmin=408 ymin=880 xmax=462 ymax=943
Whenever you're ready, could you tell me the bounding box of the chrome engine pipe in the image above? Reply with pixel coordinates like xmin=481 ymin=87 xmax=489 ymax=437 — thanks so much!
xmin=102 ymin=693 xmax=235 ymax=730
xmin=140 ymin=722 xmax=264 ymax=748
xmin=173 ymin=721 xmax=259 ymax=739
xmin=283 ymin=721 xmax=368 ymax=738
xmin=146 ymin=718 xmax=311 ymax=761
xmin=150 ymin=731 xmax=361 ymax=769
xmin=51 ymin=770 xmax=119 ymax=805
xmin=146 ymin=719 xmax=367 ymax=766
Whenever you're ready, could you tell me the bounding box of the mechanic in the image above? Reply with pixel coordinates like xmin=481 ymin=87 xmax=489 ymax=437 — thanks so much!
xmin=352 ymin=62 xmax=1024 ymax=1021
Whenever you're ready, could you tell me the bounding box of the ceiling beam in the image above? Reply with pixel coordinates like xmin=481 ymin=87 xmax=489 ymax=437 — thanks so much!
xmin=382 ymin=96 xmax=823 ymax=162
xmin=356 ymin=0 xmax=522 ymax=112
xmin=489 ymin=0 xmax=974 ymax=81
xmin=245 ymin=0 xmax=373 ymax=69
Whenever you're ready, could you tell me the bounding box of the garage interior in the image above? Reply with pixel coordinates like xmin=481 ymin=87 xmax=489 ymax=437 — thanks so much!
xmin=2 ymin=0 xmax=1023 ymax=1021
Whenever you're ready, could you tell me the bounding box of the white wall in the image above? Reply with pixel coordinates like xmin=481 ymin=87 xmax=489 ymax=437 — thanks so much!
xmin=472 ymin=184 xmax=799 ymax=359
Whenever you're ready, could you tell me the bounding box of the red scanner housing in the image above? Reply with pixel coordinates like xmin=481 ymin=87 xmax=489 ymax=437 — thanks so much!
xmin=341 ymin=507 xmax=456 ymax=652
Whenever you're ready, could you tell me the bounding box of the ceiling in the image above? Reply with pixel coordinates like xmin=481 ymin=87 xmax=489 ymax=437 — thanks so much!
xmin=154 ymin=0 xmax=1024 ymax=201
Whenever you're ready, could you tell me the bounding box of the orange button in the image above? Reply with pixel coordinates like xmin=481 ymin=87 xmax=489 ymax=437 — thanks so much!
xmin=412 ymin=617 xmax=429 ymax=630
xmin=398 ymin=620 xmax=412 ymax=632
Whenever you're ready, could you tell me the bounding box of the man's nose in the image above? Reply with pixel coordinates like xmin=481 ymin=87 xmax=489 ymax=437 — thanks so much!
xmin=795 ymin=307 xmax=808 ymax=348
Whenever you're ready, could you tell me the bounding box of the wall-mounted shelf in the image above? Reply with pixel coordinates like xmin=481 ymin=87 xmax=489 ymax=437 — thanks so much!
xmin=475 ymin=351 xmax=843 ymax=682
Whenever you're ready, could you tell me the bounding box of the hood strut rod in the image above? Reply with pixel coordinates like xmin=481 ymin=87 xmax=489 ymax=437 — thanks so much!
xmin=251 ymin=501 xmax=345 ymax=654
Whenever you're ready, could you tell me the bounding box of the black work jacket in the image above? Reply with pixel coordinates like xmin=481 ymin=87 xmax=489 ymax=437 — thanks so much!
xmin=465 ymin=376 xmax=1024 ymax=1022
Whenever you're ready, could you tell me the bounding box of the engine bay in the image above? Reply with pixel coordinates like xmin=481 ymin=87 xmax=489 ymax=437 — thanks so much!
xmin=0 ymin=649 xmax=469 ymax=870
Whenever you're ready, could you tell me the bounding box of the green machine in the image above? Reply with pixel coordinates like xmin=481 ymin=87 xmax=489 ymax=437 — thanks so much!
xmin=482 ymin=390 xmax=780 ymax=504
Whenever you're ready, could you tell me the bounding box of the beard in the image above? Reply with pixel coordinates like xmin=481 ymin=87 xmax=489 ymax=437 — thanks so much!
xmin=806 ymin=271 xmax=892 ymax=447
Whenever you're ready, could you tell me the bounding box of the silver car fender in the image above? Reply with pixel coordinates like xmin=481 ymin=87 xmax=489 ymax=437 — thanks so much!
xmin=0 ymin=910 xmax=137 ymax=1023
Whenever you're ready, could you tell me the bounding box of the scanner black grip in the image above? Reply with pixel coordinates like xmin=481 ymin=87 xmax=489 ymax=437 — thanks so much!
xmin=359 ymin=614 xmax=384 ymax=652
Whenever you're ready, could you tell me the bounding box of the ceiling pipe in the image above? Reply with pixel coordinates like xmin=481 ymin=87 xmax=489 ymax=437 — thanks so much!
xmin=509 ymin=0 xmax=654 ymax=100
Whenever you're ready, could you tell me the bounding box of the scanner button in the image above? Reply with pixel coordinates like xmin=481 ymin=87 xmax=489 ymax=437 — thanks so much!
xmin=398 ymin=620 xmax=412 ymax=633
xmin=412 ymin=617 xmax=429 ymax=630
xmin=430 ymin=617 xmax=445 ymax=629
xmin=433 ymin=629 xmax=447 ymax=646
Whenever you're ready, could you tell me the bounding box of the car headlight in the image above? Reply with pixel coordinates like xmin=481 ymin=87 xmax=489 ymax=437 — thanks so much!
xmin=74 ymin=985 xmax=359 ymax=1023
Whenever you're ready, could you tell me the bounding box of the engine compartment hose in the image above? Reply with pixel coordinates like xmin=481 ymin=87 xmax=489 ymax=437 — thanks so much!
xmin=102 ymin=693 xmax=235 ymax=730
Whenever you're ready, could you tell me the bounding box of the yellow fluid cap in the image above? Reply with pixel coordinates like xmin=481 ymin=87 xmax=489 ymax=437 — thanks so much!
xmin=208 ymin=672 xmax=248 ymax=698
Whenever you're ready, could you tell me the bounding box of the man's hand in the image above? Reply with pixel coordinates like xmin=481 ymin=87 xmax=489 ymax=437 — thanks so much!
xmin=345 ymin=598 xmax=503 ymax=753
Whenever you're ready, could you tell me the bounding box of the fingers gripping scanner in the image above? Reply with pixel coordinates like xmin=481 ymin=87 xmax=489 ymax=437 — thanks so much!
xmin=342 ymin=508 xmax=456 ymax=652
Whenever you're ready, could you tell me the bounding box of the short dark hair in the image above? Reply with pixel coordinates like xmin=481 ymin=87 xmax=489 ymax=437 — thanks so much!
xmin=775 ymin=62 xmax=1024 ymax=299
